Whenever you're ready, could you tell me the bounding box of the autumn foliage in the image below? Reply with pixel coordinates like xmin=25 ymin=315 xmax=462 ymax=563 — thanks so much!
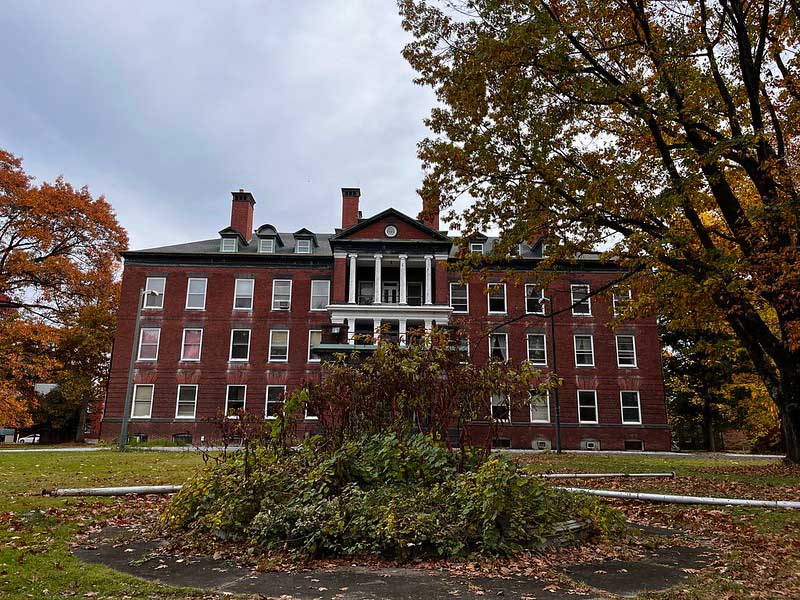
xmin=0 ymin=149 xmax=127 ymax=432
xmin=400 ymin=1 xmax=800 ymax=461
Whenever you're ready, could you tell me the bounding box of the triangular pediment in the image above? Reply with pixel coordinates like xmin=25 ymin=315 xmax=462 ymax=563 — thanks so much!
xmin=331 ymin=208 xmax=449 ymax=242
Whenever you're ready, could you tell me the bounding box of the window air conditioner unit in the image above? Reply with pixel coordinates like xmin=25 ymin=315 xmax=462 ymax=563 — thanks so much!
xmin=585 ymin=440 xmax=598 ymax=450
xmin=534 ymin=439 xmax=551 ymax=451
xmin=277 ymin=300 xmax=290 ymax=310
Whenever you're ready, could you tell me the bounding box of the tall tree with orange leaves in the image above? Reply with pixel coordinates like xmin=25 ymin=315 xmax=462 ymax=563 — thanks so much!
xmin=0 ymin=149 xmax=128 ymax=433
xmin=400 ymin=1 xmax=800 ymax=462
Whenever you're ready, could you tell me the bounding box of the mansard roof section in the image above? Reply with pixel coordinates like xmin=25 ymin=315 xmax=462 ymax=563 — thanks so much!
xmin=331 ymin=208 xmax=450 ymax=242
xmin=217 ymin=226 xmax=247 ymax=244
xmin=122 ymin=232 xmax=334 ymax=259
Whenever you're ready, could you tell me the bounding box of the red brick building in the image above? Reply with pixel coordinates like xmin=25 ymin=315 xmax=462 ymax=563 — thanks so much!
xmin=101 ymin=188 xmax=670 ymax=450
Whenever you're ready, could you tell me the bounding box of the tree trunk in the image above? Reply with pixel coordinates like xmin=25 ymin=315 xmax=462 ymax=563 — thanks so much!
xmin=778 ymin=391 xmax=800 ymax=463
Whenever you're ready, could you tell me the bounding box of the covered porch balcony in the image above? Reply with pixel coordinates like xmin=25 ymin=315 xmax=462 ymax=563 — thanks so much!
xmin=345 ymin=253 xmax=440 ymax=306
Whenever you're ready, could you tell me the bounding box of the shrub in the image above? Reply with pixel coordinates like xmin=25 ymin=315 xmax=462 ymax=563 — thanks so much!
xmin=163 ymin=433 xmax=621 ymax=559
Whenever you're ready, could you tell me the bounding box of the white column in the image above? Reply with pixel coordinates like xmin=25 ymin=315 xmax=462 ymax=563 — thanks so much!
xmin=348 ymin=254 xmax=357 ymax=304
xmin=399 ymin=319 xmax=407 ymax=346
xmin=399 ymin=254 xmax=408 ymax=305
xmin=374 ymin=254 xmax=382 ymax=304
xmin=373 ymin=318 xmax=381 ymax=343
xmin=424 ymin=255 xmax=433 ymax=305
xmin=344 ymin=318 xmax=354 ymax=345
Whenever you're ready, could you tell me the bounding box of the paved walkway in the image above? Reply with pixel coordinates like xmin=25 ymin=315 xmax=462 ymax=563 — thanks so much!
xmin=73 ymin=525 xmax=716 ymax=599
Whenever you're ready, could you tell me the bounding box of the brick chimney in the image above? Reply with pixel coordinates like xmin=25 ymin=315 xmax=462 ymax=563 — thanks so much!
xmin=230 ymin=189 xmax=255 ymax=242
xmin=341 ymin=188 xmax=360 ymax=229
xmin=419 ymin=194 xmax=440 ymax=231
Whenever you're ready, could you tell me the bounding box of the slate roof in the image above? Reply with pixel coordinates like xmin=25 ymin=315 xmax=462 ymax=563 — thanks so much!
xmin=124 ymin=233 xmax=335 ymax=257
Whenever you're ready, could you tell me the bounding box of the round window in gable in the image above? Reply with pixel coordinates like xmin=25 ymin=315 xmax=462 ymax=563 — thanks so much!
xmin=384 ymin=224 xmax=398 ymax=238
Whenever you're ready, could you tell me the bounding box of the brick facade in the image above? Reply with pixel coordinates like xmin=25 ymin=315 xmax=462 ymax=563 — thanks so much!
xmin=101 ymin=188 xmax=670 ymax=450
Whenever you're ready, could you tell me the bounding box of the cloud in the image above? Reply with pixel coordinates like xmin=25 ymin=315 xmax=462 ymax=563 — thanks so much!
xmin=0 ymin=0 xmax=436 ymax=248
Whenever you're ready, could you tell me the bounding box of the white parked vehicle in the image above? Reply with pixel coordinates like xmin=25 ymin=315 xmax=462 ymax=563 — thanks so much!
xmin=16 ymin=434 xmax=40 ymax=444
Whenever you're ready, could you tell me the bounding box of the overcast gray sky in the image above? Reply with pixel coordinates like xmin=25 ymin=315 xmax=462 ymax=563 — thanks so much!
xmin=0 ymin=1 xmax=437 ymax=250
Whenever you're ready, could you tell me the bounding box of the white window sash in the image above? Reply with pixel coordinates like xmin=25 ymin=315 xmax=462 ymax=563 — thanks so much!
xmin=225 ymin=385 xmax=247 ymax=414
xmin=525 ymin=285 xmax=545 ymax=314
xmin=271 ymin=279 xmax=293 ymax=311
xmin=487 ymin=283 xmax=507 ymax=314
xmin=175 ymin=385 xmax=198 ymax=419
xmin=143 ymin=277 xmax=165 ymax=309
xmin=220 ymin=238 xmax=237 ymax=253
xmin=180 ymin=328 xmax=203 ymax=361
xmin=259 ymin=238 xmax=275 ymax=253
xmin=185 ymin=278 xmax=207 ymax=310
xmin=527 ymin=333 xmax=547 ymax=365
xmin=570 ymin=284 xmax=592 ymax=315
xmin=265 ymin=385 xmax=287 ymax=419
xmin=573 ymin=335 xmax=595 ymax=367
xmin=229 ymin=329 xmax=251 ymax=361
xmin=131 ymin=384 xmax=154 ymax=419
xmin=309 ymin=280 xmax=330 ymax=311
xmin=489 ymin=333 xmax=509 ymax=361
xmin=449 ymin=283 xmax=469 ymax=313
xmin=295 ymin=239 xmax=311 ymax=254
xmin=268 ymin=330 xmax=290 ymax=362
xmin=620 ymin=391 xmax=642 ymax=424
xmin=616 ymin=335 xmax=638 ymax=368
xmin=577 ymin=390 xmax=599 ymax=424
xmin=233 ymin=279 xmax=254 ymax=310
xmin=308 ymin=329 xmax=322 ymax=362
xmin=529 ymin=391 xmax=550 ymax=423
xmin=490 ymin=392 xmax=510 ymax=422
xmin=137 ymin=328 xmax=160 ymax=361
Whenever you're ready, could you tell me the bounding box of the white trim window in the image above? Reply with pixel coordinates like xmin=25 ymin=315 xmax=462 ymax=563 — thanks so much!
xmin=616 ymin=335 xmax=637 ymax=368
xmin=613 ymin=287 xmax=632 ymax=317
xmin=233 ymin=278 xmax=254 ymax=310
xmin=310 ymin=280 xmax=330 ymax=311
xmin=259 ymin=238 xmax=275 ymax=253
xmin=180 ymin=328 xmax=203 ymax=361
xmin=525 ymin=285 xmax=545 ymax=314
xmin=487 ymin=283 xmax=507 ymax=314
xmin=457 ymin=336 xmax=470 ymax=361
xmin=225 ymin=384 xmax=246 ymax=414
xmin=526 ymin=333 xmax=547 ymax=365
xmin=185 ymin=278 xmax=207 ymax=310
xmin=489 ymin=332 xmax=509 ymax=361
xmin=269 ymin=329 xmax=290 ymax=362
xmin=570 ymin=284 xmax=591 ymax=316
xmin=620 ymin=391 xmax=642 ymax=424
xmin=490 ymin=392 xmax=510 ymax=422
xmin=308 ymin=329 xmax=322 ymax=362
xmin=131 ymin=384 xmax=154 ymax=419
xmin=175 ymin=384 xmax=198 ymax=419
xmin=265 ymin=385 xmax=286 ymax=419
xmin=272 ymin=279 xmax=292 ymax=311
xmin=144 ymin=277 xmax=165 ymax=308
xmin=295 ymin=239 xmax=312 ymax=254
xmin=229 ymin=329 xmax=251 ymax=361
xmin=137 ymin=328 xmax=160 ymax=361
xmin=574 ymin=334 xmax=595 ymax=367
xmin=529 ymin=391 xmax=550 ymax=423
xmin=220 ymin=238 xmax=238 ymax=253
xmin=470 ymin=242 xmax=484 ymax=254
xmin=450 ymin=283 xmax=469 ymax=313
xmin=577 ymin=390 xmax=599 ymax=424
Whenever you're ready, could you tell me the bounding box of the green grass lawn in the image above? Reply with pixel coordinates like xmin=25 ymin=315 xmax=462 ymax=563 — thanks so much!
xmin=1 ymin=449 xmax=210 ymax=599
xmin=1 ymin=448 xmax=798 ymax=599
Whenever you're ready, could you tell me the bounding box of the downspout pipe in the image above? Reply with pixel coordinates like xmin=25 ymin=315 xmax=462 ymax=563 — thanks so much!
xmin=560 ymin=486 xmax=800 ymax=509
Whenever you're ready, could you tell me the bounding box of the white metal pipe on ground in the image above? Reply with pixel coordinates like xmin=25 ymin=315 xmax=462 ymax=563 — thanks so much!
xmin=559 ymin=487 xmax=800 ymax=509
xmin=540 ymin=472 xmax=675 ymax=479
xmin=43 ymin=485 xmax=183 ymax=497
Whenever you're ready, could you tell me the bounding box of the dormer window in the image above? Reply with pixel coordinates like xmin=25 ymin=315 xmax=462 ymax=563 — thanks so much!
xmin=470 ymin=242 xmax=484 ymax=254
xmin=220 ymin=238 xmax=237 ymax=253
xmin=259 ymin=238 xmax=275 ymax=253
xmin=295 ymin=239 xmax=312 ymax=254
